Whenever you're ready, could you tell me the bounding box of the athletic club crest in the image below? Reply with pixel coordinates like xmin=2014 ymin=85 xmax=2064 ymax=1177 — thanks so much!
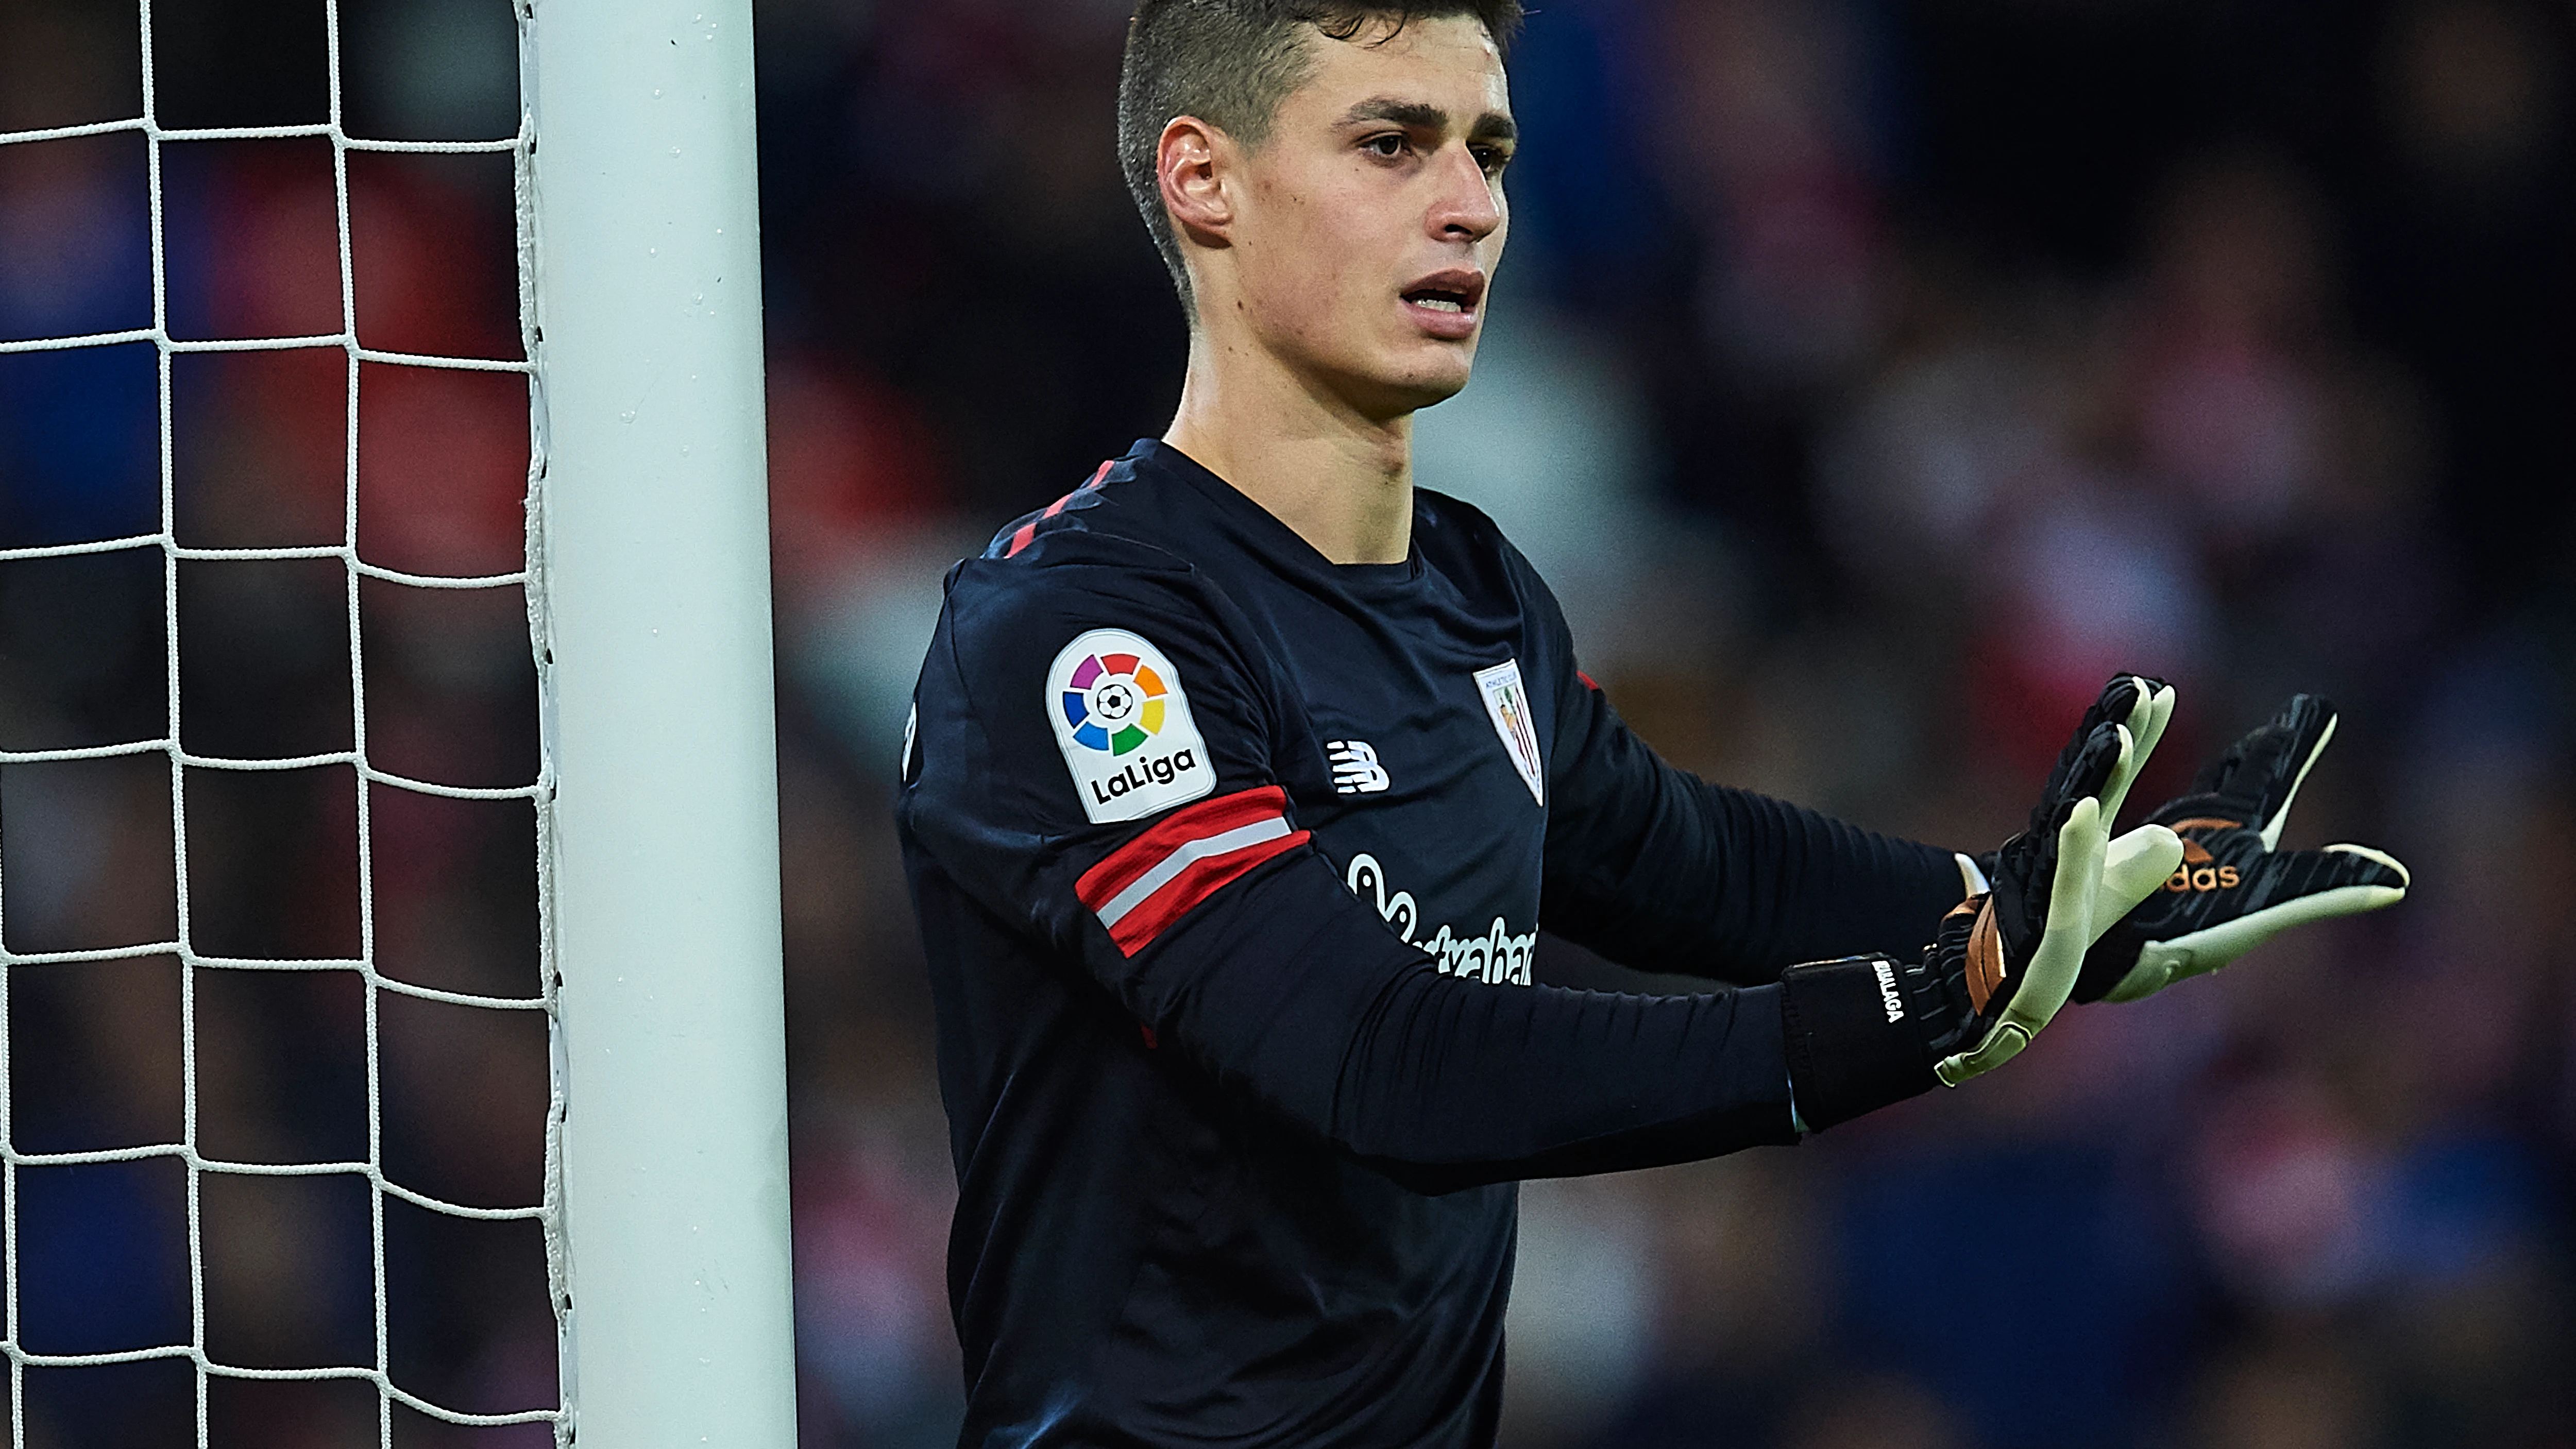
xmin=1472 ymin=658 xmax=1545 ymax=807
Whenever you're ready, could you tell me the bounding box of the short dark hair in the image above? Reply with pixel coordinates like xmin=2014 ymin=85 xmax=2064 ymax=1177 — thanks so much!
xmin=1116 ymin=1 xmax=1523 ymax=314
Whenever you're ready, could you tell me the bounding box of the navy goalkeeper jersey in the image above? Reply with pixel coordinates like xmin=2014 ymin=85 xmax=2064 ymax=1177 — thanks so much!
xmin=896 ymin=439 xmax=1963 ymax=1448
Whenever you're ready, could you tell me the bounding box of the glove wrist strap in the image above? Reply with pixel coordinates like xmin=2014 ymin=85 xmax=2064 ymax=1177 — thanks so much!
xmin=1778 ymin=955 xmax=1938 ymax=1132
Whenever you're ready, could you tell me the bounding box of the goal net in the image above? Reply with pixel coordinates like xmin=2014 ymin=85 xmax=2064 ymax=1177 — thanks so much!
xmin=0 ymin=1 xmax=794 ymax=1444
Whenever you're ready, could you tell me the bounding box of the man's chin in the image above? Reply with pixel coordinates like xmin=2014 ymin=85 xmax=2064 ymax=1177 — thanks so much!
xmin=1350 ymin=348 xmax=1478 ymax=419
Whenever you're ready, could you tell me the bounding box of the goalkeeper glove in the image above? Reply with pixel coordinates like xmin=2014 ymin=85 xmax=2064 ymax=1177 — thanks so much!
xmin=1965 ymin=673 xmax=2185 ymax=936
xmin=2074 ymin=693 xmax=2410 ymax=1004
xmin=1781 ymin=718 xmax=2182 ymax=1128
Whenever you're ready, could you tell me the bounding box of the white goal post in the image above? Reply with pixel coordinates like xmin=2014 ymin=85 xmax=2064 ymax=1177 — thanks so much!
xmin=523 ymin=0 xmax=799 ymax=1444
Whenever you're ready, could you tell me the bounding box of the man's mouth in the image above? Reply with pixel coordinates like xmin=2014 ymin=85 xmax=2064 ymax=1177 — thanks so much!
xmin=1401 ymin=288 xmax=1473 ymax=314
xmin=1400 ymin=270 xmax=1486 ymax=336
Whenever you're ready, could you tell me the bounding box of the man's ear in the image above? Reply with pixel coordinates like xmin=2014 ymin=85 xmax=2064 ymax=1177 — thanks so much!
xmin=1158 ymin=115 xmax=1234 ymax=249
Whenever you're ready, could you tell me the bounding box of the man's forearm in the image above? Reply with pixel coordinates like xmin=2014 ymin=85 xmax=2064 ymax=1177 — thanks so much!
xmin=1544 ymin=757 xmax=1965 ymax=983
xmin=1129 ymin=851 xmax=1940 ymax=1192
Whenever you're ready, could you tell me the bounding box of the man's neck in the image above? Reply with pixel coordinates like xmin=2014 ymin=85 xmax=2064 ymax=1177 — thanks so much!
xmin=1162 ymin=331 xmax=1415 ymax=567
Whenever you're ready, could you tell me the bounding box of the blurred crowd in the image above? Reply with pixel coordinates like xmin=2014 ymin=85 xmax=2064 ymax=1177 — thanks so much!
xmin=3 ymin=0 xmax=2573 ymax=1446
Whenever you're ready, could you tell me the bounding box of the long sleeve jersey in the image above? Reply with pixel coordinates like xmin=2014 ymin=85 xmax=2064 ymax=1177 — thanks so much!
xmin=895 ymin=439 xmax=1966 ymax=1448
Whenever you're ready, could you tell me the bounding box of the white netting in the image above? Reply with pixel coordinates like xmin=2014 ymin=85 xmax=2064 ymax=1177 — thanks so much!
xmin=0 ymin=0 xmax=563 ymax=1442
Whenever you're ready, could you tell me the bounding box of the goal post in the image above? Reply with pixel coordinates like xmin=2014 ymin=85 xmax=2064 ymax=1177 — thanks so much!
xmin=522 ymin=1 xmax=798 ymax=1443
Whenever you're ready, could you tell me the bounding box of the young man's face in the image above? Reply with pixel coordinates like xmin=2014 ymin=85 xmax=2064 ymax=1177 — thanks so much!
xmin=1223 ymin=16 xmax=1514 ymax=420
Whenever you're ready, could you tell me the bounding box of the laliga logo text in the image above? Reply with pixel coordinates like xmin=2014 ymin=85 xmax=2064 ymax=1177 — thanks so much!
xmin=1087 ymin=747 xmax=1202 ymax=808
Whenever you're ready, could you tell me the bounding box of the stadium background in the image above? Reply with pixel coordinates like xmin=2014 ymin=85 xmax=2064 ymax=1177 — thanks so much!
xmin=1 ymin=0 xmax=2571 ymax=1444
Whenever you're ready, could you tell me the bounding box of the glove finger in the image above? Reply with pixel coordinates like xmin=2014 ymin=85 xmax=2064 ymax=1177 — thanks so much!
xmin=2138 ymin=683 xmax=2176 ymax=762
xmin=2090 ymin=824 xmax=2183 ymax=944
xmin=2014 ymin=721 xmax=2125 ymax=959
xmin=1936 ymin=1020 xmax=2030 ymax=1086
xmin=2264 ymin=842 xmax=2411 ymax=897
xmin=2013 ymin=794 xmax=2105 ymax=1035
xmin=2036 ymin=676 xmax=2157 ymax=831
xmin=1988 ymin=718 xmax=2131 ymax=1004
xmin=2130 ymin=878 xmax=2408 ymax=989
xmin=2204 ymin=838 xmax=2409 ymax=916
xmin=2318 ymin=842 xmax=2411 ymax=890
xmin=1941 ymin=794 xmax=2106 ymax=1085
xmin=2047 ymin=721 xmax=2130 ymax=833
xmin=2103 ymin=844 xmax=2408 ymax=1001
xmin=2192 ymin=696 xmax=2337 ymax=849
xmin=2100 ymin=947 xmax=2182 ymax=1003
xmin=2098 ymin=681 xmax=2176 ymax=826
xmin=2255 ymin=699 xmax=2337 ymax=849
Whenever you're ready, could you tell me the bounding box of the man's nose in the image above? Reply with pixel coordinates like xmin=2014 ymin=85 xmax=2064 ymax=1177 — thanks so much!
xmin=1428 ymin=146 xmax=1501 ymax=242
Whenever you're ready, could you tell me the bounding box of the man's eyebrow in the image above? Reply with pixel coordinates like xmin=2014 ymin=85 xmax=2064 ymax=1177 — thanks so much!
xmin=1342 ymin=97 xmax=1519 ymax=143
xmin=1343 ymin=97 xmax=1448 ymax=130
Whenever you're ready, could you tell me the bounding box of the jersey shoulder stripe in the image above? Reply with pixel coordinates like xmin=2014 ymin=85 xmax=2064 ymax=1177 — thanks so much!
xmin=995 ymin=457 xmax=1118 ymax=559
xmin=1075 ymin=786 xmax=1309 ymax=956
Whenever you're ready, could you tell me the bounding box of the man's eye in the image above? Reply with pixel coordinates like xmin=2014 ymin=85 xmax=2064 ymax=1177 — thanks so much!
xmin=1473 ymin=146 xmax=1511 ymax=174
xmin=1364 ymin=133 xmax=1408 ymax=159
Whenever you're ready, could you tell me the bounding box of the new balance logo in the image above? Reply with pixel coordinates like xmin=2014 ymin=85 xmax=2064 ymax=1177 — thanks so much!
xmin=1327 ymin=740 xmax=1390 ymax=795
xmin=1872 ymin=959 xmax=1906 ymax=1024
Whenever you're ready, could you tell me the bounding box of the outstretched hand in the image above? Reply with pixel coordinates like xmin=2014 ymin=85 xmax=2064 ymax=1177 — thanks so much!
xmin=2076 ymin=694 xmax=2410 ymax=1004
xmin=1775 ymin=681 xmax=2187 ymax=1126
xmin=1926 ymin=715 xmax=2181 ymax=1085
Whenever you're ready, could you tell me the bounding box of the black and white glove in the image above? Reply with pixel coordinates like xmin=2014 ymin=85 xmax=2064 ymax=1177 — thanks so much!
xmin=2074 ymin=694 xmax=2410 ymax=1004
xmin=1781 ymin=717 xmax=2182 ymax=1129
xmin=1965 ymin=673 xmax=2188 ymax=939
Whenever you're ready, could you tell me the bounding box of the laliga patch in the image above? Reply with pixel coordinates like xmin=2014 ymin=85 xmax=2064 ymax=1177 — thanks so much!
xmin=1047 ymin=628 xmax=1216 ymax=824
xmin=1473 ymin=657 xmax=1545 ymax=807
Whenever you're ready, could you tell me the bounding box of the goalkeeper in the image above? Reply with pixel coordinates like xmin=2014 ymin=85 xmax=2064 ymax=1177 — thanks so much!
xmin=894 ymin=3 xmax=2409 ymax=1444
